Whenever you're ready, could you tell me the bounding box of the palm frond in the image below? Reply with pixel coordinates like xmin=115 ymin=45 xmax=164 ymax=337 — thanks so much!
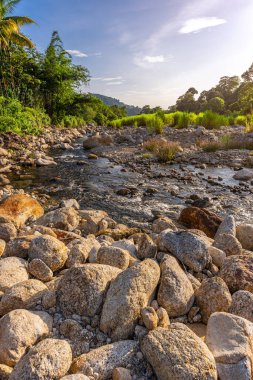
xmin=1 ymin=0 xmax=21 ymax=15
xmin=9 ymin=31 xmax=35 ymax=48
xmin=5 ymin=15 xmax=36 ymax=26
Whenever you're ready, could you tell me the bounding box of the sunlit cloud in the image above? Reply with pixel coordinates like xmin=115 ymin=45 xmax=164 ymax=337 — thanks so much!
xmin=133 ymin=54 xmax=172 ymax=68
xmin=92 ymin=76 xmax=123 ymax=81
xmin=66 ymin=49 xmax=88 ymax=57
xmin=106 ymin=81 xmax=125 ymax=85
xmin=179 ymin=17 xmax=227 ymax=34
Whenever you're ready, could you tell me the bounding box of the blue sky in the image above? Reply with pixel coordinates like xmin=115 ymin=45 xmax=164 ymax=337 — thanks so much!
xmin=16 ymin=0 xmax=253 ymax=107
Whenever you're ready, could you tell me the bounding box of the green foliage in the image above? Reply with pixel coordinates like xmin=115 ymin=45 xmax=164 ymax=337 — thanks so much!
xmin=196 ymin=111 xmax=229 ymax=130
xmin=208 ymin=97 xmax=225 ymax=113
xmin=143 ymin=137 xmax=181 ymax=162
xmin=235 ymin=115 xmax=247 ymax=126
xmin=146 ymin=115 xmax=164 ymax=134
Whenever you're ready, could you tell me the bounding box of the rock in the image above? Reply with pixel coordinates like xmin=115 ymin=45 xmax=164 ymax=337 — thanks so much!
xmin=60 ymin=199 xmax=80 ymax=210
xmin=0 ymin=279 xmax=48 ymax=315
xmin=229 ymin=290 xmax=253 ymax=322
xmin=157 ymin=255 xmax=194 ymax=317
xmin=187 ymin=272 xmax=201 ymax=291
xmin=97 ymin=246 xmax=130 ymax=270
xmin=28 ymin=235 xmax=68 ymax=272
xmin=179 ymin=207 xmax=222 ymax=238
xmin=152 ymin=217 xmax=177 ymax=234
xmin=136 ymin=234 xmax=157 ymax=259
xmin=219 ymin=255 xmax=253 ymax=293
xmin=61 ymin=376 xmax=90 ymax=380
xmin=0 ymin=222 xmax=17 ymax=242
xmin=67 ymin=236 xmax=100 ymax=267
xmin=0 ymin=238 xmax=5 ymax=256
xmin=79 ymin=210 xmax=108 ymax=235
xmin=60 ymin=319 xmax=83 ymax=340
xmin=208 ymin=246 xmax=226 ymax=268
xmin=28 ymin=259 xmax=53 ymax=282
xmin=141 ymin=307 xmax=158 ymax=330
xmin=112 ymin=368 xmax=132 ymax=380
xmin=36 ymin=207 xmax=80 ymax=231
xmin=0 ymin=257 xmax=28 ymax=292
xmin=0 ymin=194 xmax=44 ymax=227
xmin=214 ymin=233 xmax=242 ymax=256
xmin=71 ymin=340 xmax=137 ymax=379
xmin=206 ymin=312 xmax=253 ymax=380
xmin=195 ymin=277 xmax=232 ymax=324
xmin=42 ymin=290 xmax=56 ymax=309
xmin=236 ymin=224 xmax=253 ymax=251
xmin=58 ymin=264 xmax=121 ymax=317
xmin=157 ymin=307 xmax=170 ymax=328
xmin=215 ymin=215 xmax=236 ymax=238
xmin=141 ymin=325 xmax=217 ymax=380
xmin=0 ymin=364 xmax=12 ymax=379
xmin=9 ymin=338 xmax=72 ymax=380
xmin=36 ymin=158 xmax=57 ymax=166
xmin=112 ymin=239 xmax=137 ymax=257
xmin=233 ymin=168 xmax=253 ymax=181
xmin=83 ymin=134 xmax=113 ymax=150
xmin=158 ymin=230 xmax=210 ymax=272
xmin=100 ymin=259 xmax=160 ymax=341
xmin=4 ymin=236 xmax=33 ymax=259
xmin=0 ymin=309 xmax=52 ymax=366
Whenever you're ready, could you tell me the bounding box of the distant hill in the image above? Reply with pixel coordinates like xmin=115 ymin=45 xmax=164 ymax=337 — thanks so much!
xmin=92 ymin=94 xmax=142 ymax=116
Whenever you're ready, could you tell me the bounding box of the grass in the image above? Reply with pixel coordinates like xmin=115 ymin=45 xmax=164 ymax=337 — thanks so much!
xmin=143 ymin=137 xmax=182 ymax=162
xmin=200 ymin=134 xmax=253 ymax=152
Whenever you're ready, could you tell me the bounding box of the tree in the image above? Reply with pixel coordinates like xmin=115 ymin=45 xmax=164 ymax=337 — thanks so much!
xmin=208 ymin=97 xmax=225 ymax=113
xmin=176 ymin=87 xmax=198 ymax=112
xmin=242 ymin=63 xmax=253 ymax=82
xmin=141 ymin=105 xmax=152 ymax=114
xmin=0 ymin=0 xmax=35 ymax=49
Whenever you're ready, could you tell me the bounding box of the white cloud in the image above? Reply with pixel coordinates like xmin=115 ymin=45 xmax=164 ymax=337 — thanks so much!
xmin=66 ymin=50 xmax=88 ymax=58
xmin=92 ymin=76 xmax=123 ymax=82
xmin=143 ymin=55 xmax=165 ymax=63
xmin=134 ymin=54 xmax=171 ymax=68
xmin=106 ymin=81 xmax=124 ymax=85
xmin=179 ymin=17 xmax=227 ymax=34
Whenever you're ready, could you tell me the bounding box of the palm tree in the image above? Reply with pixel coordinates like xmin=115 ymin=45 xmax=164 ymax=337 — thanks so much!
xmin=0 ymin=0 xmax=35 ymax=49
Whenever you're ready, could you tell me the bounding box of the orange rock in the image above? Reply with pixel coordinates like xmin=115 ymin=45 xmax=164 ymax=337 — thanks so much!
xmin=179 ymin=207 xmax=222 ymax=238
xmin=0 ymin=194 xmax=44 ymax=228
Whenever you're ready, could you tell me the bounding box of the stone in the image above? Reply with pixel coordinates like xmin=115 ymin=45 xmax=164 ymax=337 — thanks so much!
xmin=9 ymin=338 xmax=72 ymax=380
xmin=71 ymin=341 xmax=137 ymax=379
xmin=60 ymin=199 xmax=80 ymax=210
xmin=28 ymin=259 xmax=53 ymax=282
xmin=215 ymin=215 xmax=236 ymax=238
xmin=157 ymin=255 xmax=194 ymax=317
xmin=112 ymin=368 xmax=132 ymax=380
xmin=136 ymin=233 xmax=157 ymax=259
xmin=28 ymin=235 xmax=68 ymax=272
xmin=141 ymin=307 xmax=158 ymax=330
xmin=112 ymin=239 xmax=137 ymax=257
xmin=0 ymin=309 xmax=52 ymax=366
xmin=187 ymin=272 xmax=201 ymax=291
xmin=216 ymin=357 xmax=252 ymax=380
xmin=208 ymin=246 xmax=226 ymax=268
xmin=0 ymin=257 xmax=28 ymax=292
xmin=60 ymin=319 xmax=83 ymax=340
xmin=42 ymin=290 xmax=56 ymax=309
xmin=179 ymin=207 xmax=222 ymax=238
xmin=79 ymin=210 xmax=108 ymax=235
xmin=214 ymin=233 xmax=242 ymax=256
xmin=0 ymin=364 xmax=12 ymax=379
xmin=66 ymin=236 xmax=100 ymax=267
xmin=157 ymin=307 xmax=170 ymax=328
xmin=4 ymin=236 xmax=33 ymax=259
xmin=100 ymin=259 xmax=160 ymax=341
xmin=0 ymin=194 xmax=44 ymax=228
xmin=58 ymin=264 xmax=121 ymax=317
xmin=195 ymin=277 xmax=232 ymax=324
xmin=219 ymin=255 xmax=253 ymax=293
xmin=233 ymin=168 xmax=253 ymax=181
xmin=141 ymin=325 xmax=217 ymax=380
xmin=0 ymin=222 xmax=17 ymax=242
xmin=158 ymin=230 xmax=210 ymax=272
xmin=236 ymin=224 xmax=253 ymax=251
xmin=229 ymin=290 xmax=253 ymax=322
xmin=152 ymin=217 xmax=177 ymax=234
xmin=36 ymin=207 xmax=80 ymax=231
xmin=83 ymin=134 xmax=113 ymax=150
xmin=97 ymin=246 xmax=130 ymax=270
xmin=61 ymin=376 xmax=90 ymax=380
xmin=0 ymin=279 xmax=48 ymax=315
xmin=206 ymin=312 xmax=253 ymax=380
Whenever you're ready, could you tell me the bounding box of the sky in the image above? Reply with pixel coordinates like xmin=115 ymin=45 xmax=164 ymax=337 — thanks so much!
xmin=16 ymin=0 xmax=253 ymax=108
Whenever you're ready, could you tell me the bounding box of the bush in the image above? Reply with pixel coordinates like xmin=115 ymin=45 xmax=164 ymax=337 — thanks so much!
xmin=146 ymin=115 xmax=164 ymax=134
xmin=143 ymin=137 xmax=181 ymax=162
xmin=196 ymin=111 xmax=229 ymax=129
xmin=0 ymin=116 xmax=20 ymax=133
xmin=235 ymin=115 xmax=247 ymax=126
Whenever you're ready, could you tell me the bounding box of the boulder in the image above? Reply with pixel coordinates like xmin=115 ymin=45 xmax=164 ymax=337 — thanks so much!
xmin=206 ymin=312 xmax=253 ymax=380
xmin=152 ymin=217 xmax=177 ymax=234
xmin=233 ymin=168 xmax=253 ymax=181
xmin=83 ymin=134 xmax=113 ymax=150
xmin=66 ymin=236 xmax=100 ymax=267
xmin=97 ymin=246 xmax=130 ymax=270
xmin=179 ymin=207 xmax=221 ymax=238
xmin=208 ymin=246 xmax=226 ymax=268
xmin=36 ymin=207 xmax=80 ymax=231
xmin=0 ymin=194 xmax=44 ymax=228
xmin=10 ymin=338 xmax=72 ymax=380
xmin=195 ymin=277 xmax=232 ymax=324
xmin=61 ymin=376 xmax=90 ymax=380
xmin=141 ymin=307 xmax=158 ymax=330
xmin=112 ymin=368 xmax=132 ymax=380
xmin=100 ymin=259 xmax=160 ymax=341
xmin=236 ymin=224 xmax=253 ymax=251
xmin=219 ymin=255 xmax=253 ymax=293
xmin=157 ymin=255 xmax=194 ymax=317
xmin=215 ymin=215 xmax=236 ymax=238
xmin=0 ymin=309 xmax=52 ymax=366
xmin=136 ymin=233 xmax=157 ymax=259
xmin=0 ymin=364 xmax=12 ymax=379
xmin=0 ymin=221 xmax=17 ymax=242
xmin=0 ymin=239 xmax=5 ymax=256
xmin=71 ymin=341 xmax=138 ymax=379
xmin=79 ymin=210 xmax=108 ymax=235
xmin=0 ymin=279 xmax=48 ymax=315
xmin=229 ymin=290 xmax=253 ymax=322
xmin=213 ymin=233 xmax=242 ymax=256
xmin=141 ymin=325 xmax=217 ymax=380
xmin=5 ymin=236 xmax=33 ymax=259
xmin=58 ymin=264 xmax=121 ymax=317
xmin=158 ymin=230 xmax=210 ymax=272
xmin=0 ymin=257 xmax=28 ymax=292
xmin=28 ymin=259 xmax=53 ymax=282
xmin=28 ymin=235 xmax=68 ymax=272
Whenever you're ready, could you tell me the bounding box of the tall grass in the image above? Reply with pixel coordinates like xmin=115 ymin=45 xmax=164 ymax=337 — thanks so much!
xmin=143 ymin=137 xmax=181 ymax=162
xmin=200 ymin=134 xmax=253 ymax=152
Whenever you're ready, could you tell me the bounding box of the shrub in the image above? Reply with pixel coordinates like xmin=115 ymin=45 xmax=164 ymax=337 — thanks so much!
xmin=146 ymin=115 xmax=164 ymax=134
xmin=143 ymin=137 xmax=181 ymax=162
xmin=196 ymin=110 xmax=229 ymax=129
xmin=235 ymin=115 xmax=247 ymax=126
xmin=0 ymin=116 xmax=20 ymax=133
